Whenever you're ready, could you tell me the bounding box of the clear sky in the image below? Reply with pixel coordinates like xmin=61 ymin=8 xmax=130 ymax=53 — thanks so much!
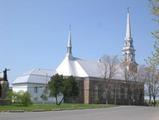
xmin=0 ymin=0 xmax=157 ymax=84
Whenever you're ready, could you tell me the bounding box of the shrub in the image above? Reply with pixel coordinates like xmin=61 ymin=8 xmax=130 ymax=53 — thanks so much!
xmin=20 ymin=92 xmax=32 ymax=106
xmin=11 ymin=91 xmax=32 ymax=106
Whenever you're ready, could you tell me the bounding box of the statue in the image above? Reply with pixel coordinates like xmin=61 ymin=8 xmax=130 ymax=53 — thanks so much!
xmin=0 ymin=68 xmax=10 ymax=105
xmin=3 ymin=68 xmax=10 ymax=81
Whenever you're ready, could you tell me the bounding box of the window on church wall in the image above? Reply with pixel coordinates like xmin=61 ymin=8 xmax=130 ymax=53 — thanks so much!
xmin=120 ymin=87 xmax=125 ymax=99
xmin=117 ymin=87 xmax=120 ymax=99
xmin=125 ymin=88 xmax=128 ymax=99
xmin=94 ymin=85 xmax=99 ymax=103
xmin=131 ymin=91 xmax=134 ymax=101
xmin=109 ymin=87 xmax=113 ymax=99
xmin=135 ymin=88 xmax=140 ymax=100
xmin=34 ymin=87 xmax=38 ymax=93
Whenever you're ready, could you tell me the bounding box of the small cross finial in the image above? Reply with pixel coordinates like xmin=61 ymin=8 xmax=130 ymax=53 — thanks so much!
xmin=127 ymin=7 xmax=130 ymax=13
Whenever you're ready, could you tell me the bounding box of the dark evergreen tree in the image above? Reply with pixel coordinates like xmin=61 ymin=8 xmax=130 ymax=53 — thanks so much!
xmin=48 ymin=74 xmax=63 ymax=105
xmin=48 ymin=74 xmax=79 ymax=105
xmin=62 ymin=76 xmax=79 ymax=102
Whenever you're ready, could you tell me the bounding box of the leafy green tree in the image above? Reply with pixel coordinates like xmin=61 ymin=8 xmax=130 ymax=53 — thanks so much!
xmin=48 ymin=74 xmax=79 ymax=105
xmin=149 ymin=0 xmax=159 ymax=65
xmin=151 ymin=0 xmax=159 ymax=16
xmin=20 ymin=92 xmax=32 ymax=106
xmin=62 ymin=76 xmax=79 ymax=101
xmin=48 ymin=74 xmax=63 ymax=105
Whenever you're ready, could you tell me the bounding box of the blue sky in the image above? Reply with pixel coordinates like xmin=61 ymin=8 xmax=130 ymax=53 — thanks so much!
xmin=0 ymin=0 xmax=157 ymax=84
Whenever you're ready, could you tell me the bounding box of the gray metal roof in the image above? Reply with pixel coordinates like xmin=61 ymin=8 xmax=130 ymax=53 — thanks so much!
xmin=56 ymin=55 xmax=125 ymax=79
xmin=12 ymin=54 xmax=125 ymax=85
xmin=12 ymin=68 xmax=54 ymax=84
xmin=56 ymin=55 xmax=100 ymax=78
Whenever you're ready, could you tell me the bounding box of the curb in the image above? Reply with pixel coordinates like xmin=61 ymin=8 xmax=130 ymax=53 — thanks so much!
xmin=32 ymin=109 xmax=49 ymax=112
xmin=8 ymin=110 xmax=25 ymax=113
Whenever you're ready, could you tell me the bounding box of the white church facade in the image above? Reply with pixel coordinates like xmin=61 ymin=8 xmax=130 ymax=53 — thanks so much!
xmin=12 ymin=69 xmax=56 ymax=103
xmin=12 ymin=11 xmax=144 ymax=104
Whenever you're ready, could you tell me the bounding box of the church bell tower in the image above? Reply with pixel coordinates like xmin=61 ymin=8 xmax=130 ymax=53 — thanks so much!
xmin=122 ymin=9 xmax=138 ymax=73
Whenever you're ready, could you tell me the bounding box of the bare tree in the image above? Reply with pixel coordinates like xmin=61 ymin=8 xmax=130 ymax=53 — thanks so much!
xmin=98 ymin=55 xmax=119 ymax=104
xmin=124 ymin=67 xmax=136 ymax=104
xmin=138 ymin=0 xmax=159 ymax=106
xmin=144 ymin=65 xmax=159 ymax=105
xmin=99 ymin=55 xmax=120 ymax=79
xmin=121 ymin=62 xmax=141 ymax=105
xmin=143 ymin=66 xmax=153 ymax=104
xmin=135 ymin=65 xmax=145 ymax=105
xmin=138 ymin=58 xmax=159 ymax=106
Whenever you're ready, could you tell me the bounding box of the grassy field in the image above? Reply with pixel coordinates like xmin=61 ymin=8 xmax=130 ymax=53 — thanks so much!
xmin=0 ymin=104 xmax=115 ymax=112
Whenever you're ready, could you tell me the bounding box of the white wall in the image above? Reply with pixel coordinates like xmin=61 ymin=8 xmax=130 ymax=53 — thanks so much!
xmin=12 ymin=83 xmax=63 ymax=104
xmin=12 ymin=84 xmax=27 ymax=93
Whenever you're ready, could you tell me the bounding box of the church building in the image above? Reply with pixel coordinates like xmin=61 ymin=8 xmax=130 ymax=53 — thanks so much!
xmin=12 ymin=11 xmax=144 ymax=105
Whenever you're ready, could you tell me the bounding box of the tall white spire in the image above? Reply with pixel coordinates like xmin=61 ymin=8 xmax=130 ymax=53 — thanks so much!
xmin=66 ymin=26 xmax=72 ymax=57
xmin=125 ymin=8 xmax=131 ymax=40
xmin=122 ymin=9 xmax=136 ymax=64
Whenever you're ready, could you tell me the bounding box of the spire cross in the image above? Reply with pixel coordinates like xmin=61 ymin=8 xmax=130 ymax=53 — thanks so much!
xmin=127 ymin=7 xmax=130 ymax=13
xmin=69 ymin=24 xmax=71 ymax=31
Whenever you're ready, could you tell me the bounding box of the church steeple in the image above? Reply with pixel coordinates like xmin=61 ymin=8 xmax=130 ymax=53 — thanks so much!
xmin=125 ymin=9 xmax=131 ymax=40
xmin=122 ymin=9 xmax=137 ymax=73
xmin=66 ymin=29 xmax=72 ymax=57
xmin=122 ymin=9 xmax=136 ymax=63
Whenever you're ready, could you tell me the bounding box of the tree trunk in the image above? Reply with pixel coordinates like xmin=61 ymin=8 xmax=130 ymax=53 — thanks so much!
xmin=57 ymin=96 xmax=64 ymax=105
xmin=55 ymin=95 xmax=58 ymax=105
xmin=105 ymin=88 xmax=109 ymax=104
xmin=148 ymin=86 xmax=152 ymax=104
xmin=114 ymin=87 xmax=116 ymax=105
xmin=149 ymin=94 xmax=152 ymax=104
xmin=153 ymin=95 xmax=156 ymax=106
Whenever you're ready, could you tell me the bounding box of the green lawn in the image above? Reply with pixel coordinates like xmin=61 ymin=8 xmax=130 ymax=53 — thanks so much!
xmin=0 ymin=104 xmax=115 ymax=112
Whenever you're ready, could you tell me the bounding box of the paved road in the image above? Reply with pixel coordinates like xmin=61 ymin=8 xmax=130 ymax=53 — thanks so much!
xmin=0 ymin=106 xmax=159 ymax=120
